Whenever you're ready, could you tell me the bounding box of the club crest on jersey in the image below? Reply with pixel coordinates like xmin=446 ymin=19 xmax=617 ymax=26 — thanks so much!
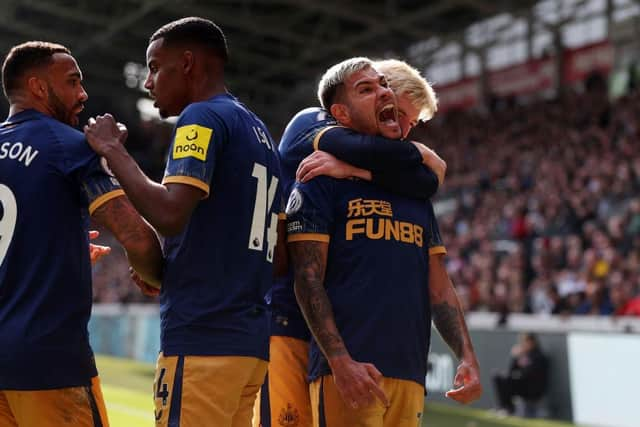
xmin=278 ymin=403 xmax=300 ymax=426
xmin=172 ymin=124 xmax=212 ymax=161
xmin=286 ymin=188 xmax=303 ymax=216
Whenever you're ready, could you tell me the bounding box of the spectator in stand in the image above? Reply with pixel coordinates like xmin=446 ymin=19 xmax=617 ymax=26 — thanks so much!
xmin=611 ymin=279 xmax=640 ymax=316
xmin=492 ymin=333 xmax=549 ymax=417
xmin=574 ymin=279 xmax=614 ymax=315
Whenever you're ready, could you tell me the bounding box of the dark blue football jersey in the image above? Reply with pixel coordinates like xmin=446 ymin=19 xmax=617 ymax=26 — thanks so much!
xmin=159 ymin=94 xmax=282 ymax=361
xmin=272 ymin=108 xmax=337 ymax=339
xmin=0 ymin=109 xmax=123 ymax=389
xmin=273 ymin=107 xmax=439 ymax=340
xmin=286 ymin=176 xmax=446 ymax=385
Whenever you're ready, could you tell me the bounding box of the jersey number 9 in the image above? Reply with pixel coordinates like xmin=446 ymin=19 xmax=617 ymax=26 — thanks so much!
xmin=0 ymin=184 xmax=18 ymax=267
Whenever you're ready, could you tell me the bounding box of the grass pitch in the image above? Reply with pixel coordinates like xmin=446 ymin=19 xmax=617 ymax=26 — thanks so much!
xmin=96 ymin=355 xmax=575 ymax=427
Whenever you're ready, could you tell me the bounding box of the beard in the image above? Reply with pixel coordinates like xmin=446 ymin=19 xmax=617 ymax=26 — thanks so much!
xmin=47 ymin=87 xmax=80 ymax=127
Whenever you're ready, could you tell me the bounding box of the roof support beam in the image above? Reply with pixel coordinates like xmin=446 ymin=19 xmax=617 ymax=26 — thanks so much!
xmin=75 ymin=0 xmax=171 ymax=58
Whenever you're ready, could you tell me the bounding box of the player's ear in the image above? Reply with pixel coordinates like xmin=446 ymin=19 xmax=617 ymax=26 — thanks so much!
xmin=182 ymin=50 xmax=194 ymax=75
xmin=26 ymin=76 xmax=47 ymax=100
xmin=330 ymin=103 xmax=350 ymax=125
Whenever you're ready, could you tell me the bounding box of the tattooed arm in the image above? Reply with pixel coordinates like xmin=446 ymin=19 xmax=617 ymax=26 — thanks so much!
xmin=93 ymin=195 xmax=163 ymax=288
xmin=430 ymin=253 xmax=482 ymax=404
xmin=289 ymin=240 xmax=389 ymax=409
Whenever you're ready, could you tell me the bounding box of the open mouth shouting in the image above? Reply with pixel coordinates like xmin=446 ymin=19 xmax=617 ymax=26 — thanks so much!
xmin=377 ymin=103 xmax=401 ymax=138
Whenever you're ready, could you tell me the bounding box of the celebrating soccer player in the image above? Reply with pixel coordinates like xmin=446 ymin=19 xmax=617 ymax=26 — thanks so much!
xmin=84 ymin=18 xmax=282 ymax=427
xmin=0 ymin=41 xmax=163 ymax=427
xmin=286 ymin=58 xmax=481 ymax=427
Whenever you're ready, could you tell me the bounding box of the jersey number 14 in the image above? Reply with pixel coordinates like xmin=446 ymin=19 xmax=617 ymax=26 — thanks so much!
xmin=248 ymin=163 xmax=279 ymax=263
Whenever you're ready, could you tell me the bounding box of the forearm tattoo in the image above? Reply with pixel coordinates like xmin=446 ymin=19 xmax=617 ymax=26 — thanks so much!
xmin=291 ymin=242 xmax=346 ymax=358
xmin=432 ymin=301 xmax=464 ymax=359
xmin=94 ymin=196 xmax=151 ymax=249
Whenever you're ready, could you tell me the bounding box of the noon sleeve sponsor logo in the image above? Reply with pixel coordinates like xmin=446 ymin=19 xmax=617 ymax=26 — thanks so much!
xmin=172 ymin=124 xmax=213 ymax=161
xmin=345 ymin=198 xmax=424 ymax=247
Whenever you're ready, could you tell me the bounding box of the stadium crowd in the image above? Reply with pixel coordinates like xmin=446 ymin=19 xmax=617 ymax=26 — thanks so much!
xmin=92 ymin=81 xmax=640 ymax=317
xmin=416 ymin=82 xmax=640 ymax=317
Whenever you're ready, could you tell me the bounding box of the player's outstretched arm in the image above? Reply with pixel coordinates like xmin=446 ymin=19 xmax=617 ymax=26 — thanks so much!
xmin=92 ymin=195 xmax=163 ymax=288
xmin=84 ymin=114 xmax=201 ymax=237
xmin=289 ymin=240 xmax=389 ymax=410
xmin=429 ymin=253 xmax=482 ymax=404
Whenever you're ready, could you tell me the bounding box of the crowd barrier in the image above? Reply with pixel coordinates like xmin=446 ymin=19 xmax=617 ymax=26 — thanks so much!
xmin=90 ymin=305 xmax=640 ymax=426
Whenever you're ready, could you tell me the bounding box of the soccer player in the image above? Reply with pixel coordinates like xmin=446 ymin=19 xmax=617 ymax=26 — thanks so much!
xmin=257 ymin=59 xmax=446 ymax=427
xmin=0 ymin=41 xmax=163 ymax=427
xmin=287 ymin=58 xmax=480 ymax=427
xmin=375 ymin=59 xmax=438 ymax=139
xmin=376 ymin=60 xmax=482 ymax=407
xmin=84 ymin=18 xmax=282 ymax=427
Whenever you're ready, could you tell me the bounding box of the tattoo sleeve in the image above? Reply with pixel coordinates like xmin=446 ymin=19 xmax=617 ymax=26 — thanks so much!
xmin=289 ymin=240 xmax=347 ymax=358
xmin=93 ymin=194 xmax=163 ymax=286
xmin=430 ymin=254 xmax=474 ymax=361
xmin=432 ymin=301 xmax=464 ymax=359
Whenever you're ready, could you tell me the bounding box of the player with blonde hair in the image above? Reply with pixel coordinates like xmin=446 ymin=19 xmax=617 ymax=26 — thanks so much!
xmin=375 ymin=59 xmax=438 ymax=128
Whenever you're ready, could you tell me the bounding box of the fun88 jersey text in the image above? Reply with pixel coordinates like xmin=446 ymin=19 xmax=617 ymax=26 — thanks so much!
xmin=286 ymin=176 xmax=446 ymax=426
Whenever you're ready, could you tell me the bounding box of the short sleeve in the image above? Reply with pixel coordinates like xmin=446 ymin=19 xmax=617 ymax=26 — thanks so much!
xmin=83 ymin=158 xmax=124 ymax=215
xmin=425 ymin=201 xmax=446 ymax=255
xmin=50 ymin=123 xmax=123 ymax=214
xmin=286 ymin=177 xmax=334 ymax=243
xmin=162 ymin=103 xmax=228 ymax=197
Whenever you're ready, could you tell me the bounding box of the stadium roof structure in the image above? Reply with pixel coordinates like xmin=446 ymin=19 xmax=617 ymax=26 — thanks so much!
xmin=0 ymin=0 xmax=537 ymax=131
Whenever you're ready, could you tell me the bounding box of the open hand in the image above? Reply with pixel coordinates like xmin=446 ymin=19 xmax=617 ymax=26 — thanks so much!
xmin=445 ymin=359 xmax=482 ymax=404
xmin=89 ymin=230 xmax=111 ymax=265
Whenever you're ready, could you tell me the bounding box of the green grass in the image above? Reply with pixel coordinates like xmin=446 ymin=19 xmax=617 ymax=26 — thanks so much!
xmin=96 ymin=355 xmax=576 ymax=427
xmin=97 ymin=355 xmax=156 ymax=427
xmin=422 ymin=402 xmax=575 ymax=427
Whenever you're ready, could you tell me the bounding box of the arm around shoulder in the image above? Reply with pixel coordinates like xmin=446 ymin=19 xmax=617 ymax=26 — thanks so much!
xmin=318 ymin=127 xmax=423 ymax=170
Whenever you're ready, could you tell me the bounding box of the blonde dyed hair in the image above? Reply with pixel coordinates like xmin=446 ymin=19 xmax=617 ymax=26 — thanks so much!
xmin=375 ymin=59 xmax=438 ymax=122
